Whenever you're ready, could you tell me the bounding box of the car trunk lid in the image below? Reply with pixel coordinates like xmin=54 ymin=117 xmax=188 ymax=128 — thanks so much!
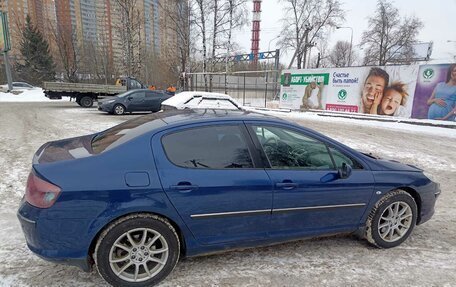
xmin=33 ymin=135 xmax=94 ymax=164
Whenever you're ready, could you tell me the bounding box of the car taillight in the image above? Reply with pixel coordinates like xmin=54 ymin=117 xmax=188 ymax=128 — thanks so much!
xmin=25 ymin=170 xmax=61 ymax=208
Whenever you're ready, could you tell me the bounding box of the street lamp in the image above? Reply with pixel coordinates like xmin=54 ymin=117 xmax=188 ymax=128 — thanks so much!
xmin=336 ymin=26 xmax=353 ymax=66
xmin=268 ymin=35 xmax=280 ymax=51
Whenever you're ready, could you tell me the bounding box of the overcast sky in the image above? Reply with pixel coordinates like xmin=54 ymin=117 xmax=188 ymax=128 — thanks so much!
xmin=233 ymin=0 xmax=456 ymax=66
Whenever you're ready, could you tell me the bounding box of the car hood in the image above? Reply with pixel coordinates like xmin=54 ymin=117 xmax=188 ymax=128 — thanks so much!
xmin=99 ymin=97 xmax=118 ymax=104
xmin=33 ymin=135 xmax=95 ymax=164
xmin=361 ymin=153 xmax=422 ymax=172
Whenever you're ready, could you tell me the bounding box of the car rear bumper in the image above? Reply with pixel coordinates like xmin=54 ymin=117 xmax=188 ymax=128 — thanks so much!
xmin=16 ymin=200 xmax=92 ymax=272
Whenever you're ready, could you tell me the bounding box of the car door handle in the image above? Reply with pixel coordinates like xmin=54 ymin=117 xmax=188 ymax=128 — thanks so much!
xmin=276 ymin=182 xmax=298 ymax=190
xmin=170 ymin=182 xmax=199 ymax=192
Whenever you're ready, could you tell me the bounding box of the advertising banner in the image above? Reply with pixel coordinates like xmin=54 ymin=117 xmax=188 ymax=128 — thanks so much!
xmin=280 ymin=65 xmax=420 ymax=118
xmin=412 ymin=64 xmax=456 ymax=121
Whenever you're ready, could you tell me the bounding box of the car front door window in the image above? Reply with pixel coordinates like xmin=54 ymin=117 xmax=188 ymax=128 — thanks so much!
xmin=253 ymin=126 xmax=334 ymax=170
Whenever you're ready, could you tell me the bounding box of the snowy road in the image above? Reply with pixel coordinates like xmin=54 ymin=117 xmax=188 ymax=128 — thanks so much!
xmin=0 ymin=102 xmax=455 ymax=286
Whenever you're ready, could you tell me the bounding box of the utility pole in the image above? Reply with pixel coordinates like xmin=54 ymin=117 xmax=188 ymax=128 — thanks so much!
xmin=3 ymin=53 xmax=12 ymax=91
xmin=0 ymin=12 xmax=12 ymax=91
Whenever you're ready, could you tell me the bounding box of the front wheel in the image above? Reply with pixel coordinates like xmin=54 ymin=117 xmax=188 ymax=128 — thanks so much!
xmin=95 ymin=214 xmax=180 ymax=287
xmin=365 ymin=190 xmax=417 ymax=248
xmin=113 ymin=104 xmax=126 ymax=115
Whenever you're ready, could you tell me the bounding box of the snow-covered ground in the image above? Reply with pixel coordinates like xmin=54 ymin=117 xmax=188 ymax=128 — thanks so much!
xmin=0 ymin=89 xmax=67 ymax=102
xmin=0 ymin=102 xmax=455 ymax=286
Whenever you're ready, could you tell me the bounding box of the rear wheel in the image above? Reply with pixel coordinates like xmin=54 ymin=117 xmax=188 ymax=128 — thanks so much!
xmin=365 ymin=190 xmax=417 ymax=248
xmin=79 ymin=96 xmax=94 ymax=108
xmin=95 ymin=214 xmax=180 ymax=287
xmin=113 ymin=104 xmax=126 ymax=115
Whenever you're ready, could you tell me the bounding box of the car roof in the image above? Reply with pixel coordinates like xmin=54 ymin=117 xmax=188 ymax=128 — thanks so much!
xmin=132 ymin=109 xmax=281 ymax=127
xmin=92 ymin=109 xmax=285 ymax=153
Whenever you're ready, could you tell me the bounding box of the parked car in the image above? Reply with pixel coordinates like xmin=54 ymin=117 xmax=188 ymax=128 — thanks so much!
xmin=161 ymin=91 xmax=241 ymax=111
xmin=1 ymin=81 xmax=38 ymax=91
xmin=17 ymin=109 xmax=440 ymax=286
xmin=98 ymin=89 xmax=172 ymax=115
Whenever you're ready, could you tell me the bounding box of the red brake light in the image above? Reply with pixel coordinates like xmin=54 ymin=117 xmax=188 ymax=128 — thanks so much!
xmin=25 ymin=171 xmax=61 ymax=208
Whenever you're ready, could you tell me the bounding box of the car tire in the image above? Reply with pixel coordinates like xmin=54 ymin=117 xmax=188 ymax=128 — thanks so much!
xmin=94 ymin=214 xmax=180 ymax=287
xmin=113 ymin=104 xmax=126 ymax=115
xmin=365 ymin=190 xmax=417 ymax=248
xmin=80 ymin=96 xmax=94 ymax=108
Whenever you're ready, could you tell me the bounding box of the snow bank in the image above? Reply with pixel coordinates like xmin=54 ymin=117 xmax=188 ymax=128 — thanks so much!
xmin=0 ymin=89 xmax=66 ymax=102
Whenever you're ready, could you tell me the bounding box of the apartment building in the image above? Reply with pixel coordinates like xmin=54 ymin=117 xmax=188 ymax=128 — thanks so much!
xmin=1 ymin=0 xmax=181 ymax=75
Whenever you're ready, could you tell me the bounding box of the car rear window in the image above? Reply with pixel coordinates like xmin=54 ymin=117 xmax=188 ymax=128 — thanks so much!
xmin=91 ymin=114 xmax=168 ymax=154
xmin=162 ymin=125 xmax=253 ymax=169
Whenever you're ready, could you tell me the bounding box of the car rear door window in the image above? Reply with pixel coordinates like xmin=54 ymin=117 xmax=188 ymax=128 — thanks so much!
xmin=252 ymin=125 xmax=335 ymax=170
xmin=162 ymin=125 xmax=254 ymax=169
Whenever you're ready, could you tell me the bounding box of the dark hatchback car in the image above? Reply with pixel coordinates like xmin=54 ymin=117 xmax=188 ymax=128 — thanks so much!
xmin=98 ymin=89 xmax=172 ymax=115
xmin=17 ymin=110 xmax=440 ymax=286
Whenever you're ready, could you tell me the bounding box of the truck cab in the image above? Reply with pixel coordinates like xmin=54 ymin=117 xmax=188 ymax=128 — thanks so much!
xmin=117 ymin=77 xmax=145 ymax=90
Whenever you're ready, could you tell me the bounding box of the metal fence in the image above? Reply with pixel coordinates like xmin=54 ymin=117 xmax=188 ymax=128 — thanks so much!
xmin=185 ymin=70 xmax=280 ymax=108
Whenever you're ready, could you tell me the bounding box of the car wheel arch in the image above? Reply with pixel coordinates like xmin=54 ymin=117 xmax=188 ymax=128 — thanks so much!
xmin=365 ymin=189 xmax=418 ymax=248
xmin=397 ymin=186 xmax=422 ymax=223
xmin=87 ymin=211 xmax=187 ymax=267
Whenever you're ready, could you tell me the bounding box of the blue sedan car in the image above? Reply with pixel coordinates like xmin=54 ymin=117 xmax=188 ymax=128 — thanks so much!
xmin=17 ymin=110 xmax=440 ymax=286
xmin=98 ymin=89 xmax=172 ymax=115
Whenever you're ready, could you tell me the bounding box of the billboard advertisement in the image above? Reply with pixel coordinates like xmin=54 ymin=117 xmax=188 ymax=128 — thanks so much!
xmin=412 ymin=64 xmax=456 ymax=121
xmin=280 ymin=65 xmax=420 ymax=118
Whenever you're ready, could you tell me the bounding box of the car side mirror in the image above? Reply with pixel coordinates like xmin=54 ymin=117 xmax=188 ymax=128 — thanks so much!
xmin=128 ymin=96 xmax=133 ymax=100
xmin=338 ymin=163 xmax=352 ymax=179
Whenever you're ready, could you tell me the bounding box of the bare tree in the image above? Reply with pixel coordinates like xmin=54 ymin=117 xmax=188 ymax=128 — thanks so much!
xmin=193 ymin=0 xmax=210 ymax=90
xmin=328 ymin=40 xmax=357 ymax=67
xmin=49 ymin=22 xmax=80 ymax=82
xmin=208 ymin=0 xmax=248 ymax=89
xmin=113 ymin=0 xmax=143 ymax=77
xmin=308 ymin=39 xmax=330 ymax=68
xmin=279 ymin=0 xmax=345 ymax=69
xmin=223 ymin=0 xmax=249 ymax=68
xmin=360 ymin=0 xmax=423 ymax=66
xmin=158 ymin=0 xmax=191 ymax=87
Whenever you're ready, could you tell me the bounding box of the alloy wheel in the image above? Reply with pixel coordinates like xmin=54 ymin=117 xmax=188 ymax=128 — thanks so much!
xmin=377 ymin=201 xmax=413 ymax=242
xmin=108 ymin=228 xmax=169 ymax=282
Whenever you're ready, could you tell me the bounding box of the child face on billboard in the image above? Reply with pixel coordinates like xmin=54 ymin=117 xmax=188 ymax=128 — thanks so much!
xmin=362 ymin=76 xmax=386 ymax=111
xmin=381 ymin=90 xmax=402 ymax=115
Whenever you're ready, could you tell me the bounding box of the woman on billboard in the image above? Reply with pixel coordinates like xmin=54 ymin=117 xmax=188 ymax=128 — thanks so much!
xmin=427 ymin=64 xmax=456 ymax=121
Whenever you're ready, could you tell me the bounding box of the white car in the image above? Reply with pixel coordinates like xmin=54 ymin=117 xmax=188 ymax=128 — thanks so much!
xmin=1 ymin=82 xmax=38 ymax=91
xmin=161 ymin=91 xmax=242 ymax=111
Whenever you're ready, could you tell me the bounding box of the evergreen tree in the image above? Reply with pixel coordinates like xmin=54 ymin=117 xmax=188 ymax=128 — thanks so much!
xmin=16 ymin=15 xmax=55 ymax=85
